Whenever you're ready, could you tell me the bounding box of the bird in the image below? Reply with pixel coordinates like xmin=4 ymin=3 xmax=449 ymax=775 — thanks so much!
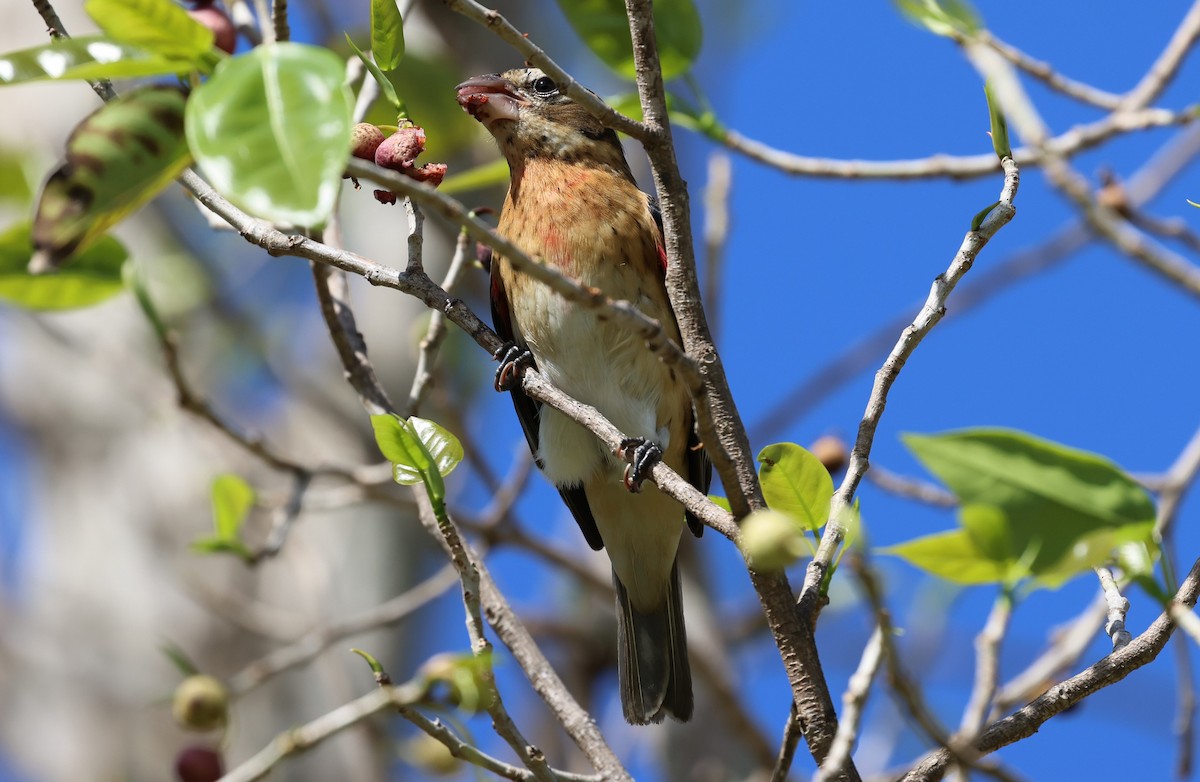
xmin=455 ymin=67 xmax=710 ymax=724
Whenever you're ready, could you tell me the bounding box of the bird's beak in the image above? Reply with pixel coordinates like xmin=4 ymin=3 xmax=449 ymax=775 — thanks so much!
xmin=455 ymin=75 xmax=525 ymax=128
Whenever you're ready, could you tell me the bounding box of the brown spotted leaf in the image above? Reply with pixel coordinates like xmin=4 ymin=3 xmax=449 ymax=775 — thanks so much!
xmin=32 ymin=85 xmax=191 ymax=272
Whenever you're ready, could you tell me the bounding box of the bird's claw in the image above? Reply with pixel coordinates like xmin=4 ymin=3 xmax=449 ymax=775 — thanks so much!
xmin=620 ymin=438 xmax=663 ymax=493
xmin=493 ymin=343 xmax=534 ymax=392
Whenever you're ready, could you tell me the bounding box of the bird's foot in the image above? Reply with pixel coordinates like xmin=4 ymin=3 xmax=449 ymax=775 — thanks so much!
xmin=493 ymin=343 xmax=534 ymax=392
xmin=620 ymin=438 xmax=663 ymax=493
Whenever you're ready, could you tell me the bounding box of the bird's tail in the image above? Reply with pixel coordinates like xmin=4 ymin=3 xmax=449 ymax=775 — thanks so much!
xmin=614 ymin=558 xmax=693 ymax=724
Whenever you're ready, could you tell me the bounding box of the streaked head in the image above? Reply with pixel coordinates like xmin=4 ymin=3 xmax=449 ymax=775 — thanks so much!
xmin=455 ymin=68 xmax=625 ymax=167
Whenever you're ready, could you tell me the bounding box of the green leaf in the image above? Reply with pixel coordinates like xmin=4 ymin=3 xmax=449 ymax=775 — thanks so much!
xmin=610 ymin=90 xmax=724 ymax=137
xmin=0 ymin=221 xmax=127 ymax=310
xmin=85 ymin=0 xmax=215 ymax=65
xmin=191 ymin=537 xmax=253 ymax=560
xmin=757 ymin=442 xmax=834 ymax=532
xmin=439 ymin=158 xmax=509 ymax=195
xmin=371 ymin=0 xmax=405 ymax=71
xmin=345 ymin=33 xmax=404 ymax=114
xmin=210 ymin=473 xmax=255 ymax=540
xmin=408 ymin=416 xmax=463 ymax=481
xmin=185 ymin=43 xmax=354 ymax=227
xmin=371 ymin=413 xmax=430 ymax=482
xmin=894 ymin=0 xmax=982 ymax=38
xmin=903 ymin=428 xmax=1156 ymax=580
xmin=983 ymin=81 xmax=1011 ymax=159
xmin=557 ymin=0 xmax=702 ymax=81
xmin=708 ymin=494 xmax=731 ymax=513
xmin=0 ymin=36 xmax=195 ymax=86
xmin=881 ymin=529 xmax=1010 ymax=584
xmin=160 ymin=642 xmax=201 ymax=677
xmin=32 ymin=85 xmax=191 ymax=271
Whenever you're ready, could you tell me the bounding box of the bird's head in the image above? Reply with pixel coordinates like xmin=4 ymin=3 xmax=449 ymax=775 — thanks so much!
xmin=456 ymin=68 xmax=627 ymax=171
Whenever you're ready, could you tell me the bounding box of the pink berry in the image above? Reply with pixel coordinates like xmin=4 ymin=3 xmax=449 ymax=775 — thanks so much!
xmin=350 ymin=123 xmax=386 ymax=162
xmin=175 ymin=746 xmax=224 ymax=782
xmin=188 ymin=5 xmax=237 ymax=55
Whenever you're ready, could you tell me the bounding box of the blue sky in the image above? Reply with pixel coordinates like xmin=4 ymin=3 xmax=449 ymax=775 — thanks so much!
xmin=2 ymin=1 xmax=1198 ymax=780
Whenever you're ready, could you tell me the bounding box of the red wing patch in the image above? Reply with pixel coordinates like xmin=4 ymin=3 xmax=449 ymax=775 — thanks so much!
xmin=656 ymin=242 xmax=668 ymax=273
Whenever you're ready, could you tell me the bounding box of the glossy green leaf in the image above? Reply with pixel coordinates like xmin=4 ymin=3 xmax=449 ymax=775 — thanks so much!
xmin=85 ymin=0 xmax=215 ymax=64
xmin=33 ymin=85 xmax=190 ymax=271
xmin=894 ymin=0 xmax=982 ymax=38
xmin=0 ymin=36 xmax=195 ymax=85
xmin=409 ymin=417 xmax=463 ymax=479
xmin=186 ymin=43 xmax=353 ymax=227
xmin=372 ymin=413 xmax=430 ymax=482
xmin=881 ymin=529 xmax=1010 ymax=585
xmin=439 ymin=158 xmax=509 ymax=195
xmin=371 ymin=0 xmax=405 ymax=71
xmin=345 ymin=33 xmax=403 ymax=113
xmin=757 ymin=442 xmax=833 ymax=531
xmin=904 ymin=428 xmax=1156 ymax=580
xmin=557 ymin=0 xmax=702 ymax=80
xmin=192 ymin=473 xmax=255 ymax=561
xmin=0 ymin=221 xmax=126 ymax=310
xmin=984 ymin=81 xmax=1011 ymax=159
xmin=210 ymin=473 xmax=255 ymax=539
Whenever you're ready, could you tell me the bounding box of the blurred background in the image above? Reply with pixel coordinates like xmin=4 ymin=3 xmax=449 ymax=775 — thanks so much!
xmin=0 ymin=1 xmax=1198 ymax=780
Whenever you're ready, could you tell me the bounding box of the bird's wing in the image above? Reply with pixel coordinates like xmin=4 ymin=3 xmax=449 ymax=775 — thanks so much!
xmin=491 ymin=257 xmax=605 ymax=551
xmin=647 ymin=192 xmax=711 ymax=538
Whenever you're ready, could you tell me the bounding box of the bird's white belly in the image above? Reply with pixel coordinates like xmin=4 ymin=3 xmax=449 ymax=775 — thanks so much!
xmin=520 ymin=291 xmax=666 ymax=488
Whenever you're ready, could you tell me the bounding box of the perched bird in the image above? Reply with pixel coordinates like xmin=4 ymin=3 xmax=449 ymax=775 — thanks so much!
xmin=456 ymin=68 xmax=710 ymax=724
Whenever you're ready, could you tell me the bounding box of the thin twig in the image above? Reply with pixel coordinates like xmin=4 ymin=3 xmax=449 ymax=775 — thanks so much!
xmin=1096 ymin=567 xmax=1133 ymax=651
xmin=751 ymin=124 xmax=1200 ymax=439
xmin=957 ymin=592 xmax=1014 ymax=737
xmin=411 ymin=493 xmax=557 ymax=782
xmin=799 ymin=158 xmax=1020 ymax=616
xmin=813 ymin=627 xmax=885 ymax=782
xmin=406 ymin=228 xmax=473 ymax=416
xmin=220 ymin=681 xmax=427 ymax=782
xmin=976 ymin=29 xmax=1121 ymax=109
xmin=397 ymin=707 xmax=601 ymax=782
xmin=901 ymin=557 xmax=1200 ymax=782
xmin=1119 ymin=0 xmax=1200 ymax=110
xmin=271 ymin=0 xmax=290 ymax=43
xmin=770 ymin=704 xmax=804 ymax=782
xmin=228 ymin=563 xmax=460 ymax=695
xmin=702 ymin=153 xmax=733 ymax=339
xmin=853 ymin=554 xmax=1023 ymax=782
xmin=865 ymin=466 xmax=957 ymax=507
xmin=252 ymin=0 xmax=275 ymax=45
xmin=717 ymin=106 xmax=1192 ymax=181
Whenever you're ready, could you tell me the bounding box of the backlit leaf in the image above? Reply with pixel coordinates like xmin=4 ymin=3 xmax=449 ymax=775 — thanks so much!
xmin=186 ymin=43 xmax=353 ymax=227
xmin=0 ymin=36 xmax=195 ymax=85
xmin=32 ymin=85 xmax=190 ymax=271
xmin=757 ymin=442 xmax=833 ymax=531
xmin=903 ymin=428 xmax=1156 ymax=583
xmin=557 ymin=0 xmax=702 ymax=80
xmin=0 ymin=221 xmax=126 ymax=310
xmin=882 ymin=529 xmax=1010 ymax=585
xmin=85 ymin=0 xmax=215 ymax=65
xmin=371 ymin=0 xmax=405 ymax=71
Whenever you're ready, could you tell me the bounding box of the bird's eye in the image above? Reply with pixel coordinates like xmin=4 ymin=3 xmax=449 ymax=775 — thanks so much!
xmin=531 ymin=76 xmax=558 ymax=97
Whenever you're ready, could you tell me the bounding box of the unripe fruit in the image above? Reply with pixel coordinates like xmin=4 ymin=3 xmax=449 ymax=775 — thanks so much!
xmin=175 ymin=746 xmax=224 ymax=782
xmin=188 ymin=5 xmax=237 ymax=55
xmin=350 ymin=123 xmax=386 ymax=162
xmin=374 ymin=125 xmax=426 ymax=170
xmin=372 ymin=124 xmax=448 ymax=190
xmin=739 ymin=510 xmax=807 ymax=571
xmin=171 ymin=675 xmax=229 ymax=732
